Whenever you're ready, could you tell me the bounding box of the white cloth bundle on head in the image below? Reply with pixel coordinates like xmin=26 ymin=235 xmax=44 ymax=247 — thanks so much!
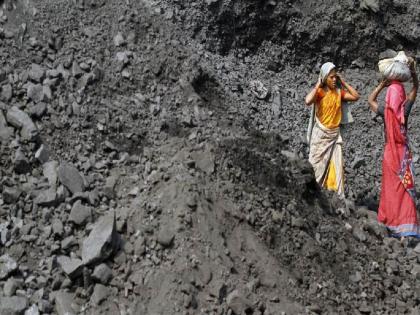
xmin=378 ymin=51 xmax=411 ymax=82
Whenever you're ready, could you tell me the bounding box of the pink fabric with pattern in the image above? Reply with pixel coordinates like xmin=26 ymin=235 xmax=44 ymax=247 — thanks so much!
xmin=385 ymin=81 xmax=406 ymax=125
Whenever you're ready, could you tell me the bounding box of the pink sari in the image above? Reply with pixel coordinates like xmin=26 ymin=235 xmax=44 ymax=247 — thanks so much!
xmin=377 ymin=81 xmax=420 ymax=237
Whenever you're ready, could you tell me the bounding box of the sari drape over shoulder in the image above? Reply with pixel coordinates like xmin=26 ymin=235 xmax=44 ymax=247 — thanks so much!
xmin=377 ymin=81 xmax=420 ymax=237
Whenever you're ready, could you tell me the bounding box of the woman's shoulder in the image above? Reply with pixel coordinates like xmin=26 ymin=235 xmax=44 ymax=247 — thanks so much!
xmin=316 ymin=88 xmax=325 ymax=99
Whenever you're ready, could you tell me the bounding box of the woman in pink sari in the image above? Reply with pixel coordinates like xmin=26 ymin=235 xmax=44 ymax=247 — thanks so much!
xmin=368 ymin=62 xmax=419 ymax=238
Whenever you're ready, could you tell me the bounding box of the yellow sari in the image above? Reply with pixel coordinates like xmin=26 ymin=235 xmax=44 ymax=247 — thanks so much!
xmin=309 ymin=88 xmax=345 ymax=195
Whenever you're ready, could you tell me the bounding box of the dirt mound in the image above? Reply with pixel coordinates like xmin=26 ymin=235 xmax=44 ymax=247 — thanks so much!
xmin=0 ymin=0 xmax=419 ymax=314
xmin=164 ymin=0 xmax=419 ymax=67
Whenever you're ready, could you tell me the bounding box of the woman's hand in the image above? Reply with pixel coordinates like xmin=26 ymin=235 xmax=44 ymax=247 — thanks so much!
xmin=379 ymin=78 xmax=391 ymax=88
xmin=338 ymin=73 xmax=360 ymax=102
xmin=315 ymin=77 xmax=322 ymax=89
xmin=336 ymin=72 xmax=344 ymax=84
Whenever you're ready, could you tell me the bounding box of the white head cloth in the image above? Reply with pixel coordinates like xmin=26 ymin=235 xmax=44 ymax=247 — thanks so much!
xmin=319 ymin=62 xmax=336 ymax=83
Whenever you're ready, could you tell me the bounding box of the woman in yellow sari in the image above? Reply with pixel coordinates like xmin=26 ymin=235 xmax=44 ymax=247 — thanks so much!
xmin=305 ymin=63 xmax=360 ymax=197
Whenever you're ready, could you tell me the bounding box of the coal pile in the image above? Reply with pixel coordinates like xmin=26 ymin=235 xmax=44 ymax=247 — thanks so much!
xmin=0 ymin=0 xmax=420 ymax=314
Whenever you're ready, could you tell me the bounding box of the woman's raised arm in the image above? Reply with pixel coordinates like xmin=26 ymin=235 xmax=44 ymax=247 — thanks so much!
xmin=338 ymin=73 xmax=360 ymax=102
xmin=407 ymin=62 xmax=418 ymax=103
xmin=368 ymin=79 xmax=389 ymax=113
xmin=305 ymin=77 xmax=322 ymax=105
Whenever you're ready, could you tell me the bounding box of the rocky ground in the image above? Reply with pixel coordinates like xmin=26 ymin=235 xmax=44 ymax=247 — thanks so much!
xmin=0 ymin=0 xmax=420 ymax=314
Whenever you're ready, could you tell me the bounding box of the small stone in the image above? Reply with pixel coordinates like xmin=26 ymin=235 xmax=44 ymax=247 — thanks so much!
xmin=116 ymin=51 xmax=129 ymax=68
xmin=54 ymin=291 xmax=78 ymax=315
xmin=379 ymin=49 xmax=398 ymax=60
xmin=52 ymin=219 xmax=64 ymax=237
xmin=0 ymin=296 xmax=28 ymax=315
xmin=360 ymin=0 xmax=380 ymax=13
xmin=88 ymin=189 xmax=100 ymax=206
xmin=351 ymin=156 xmax=365 ymax=170
xmin=6 ymin=106 xmax=38 ymax=141
xmin=57 ymin=256 xmax=83 ymax=279
xmin=14 ymin=148 xmax=30 ymax=174
xmin=61 ymin=236 xmax=77 ymax=250
xmin=69 ymin=200 xmax=92 ymax=225
xmin=72 ymin=61 xmax=84 ymax=78
xmin=3 ymin=278 xmax=20 ymax=297
xmin=114 ymin=32 xmax=125 ymax=47
xmin=2 ymin=187 xmax=22 ymax=204
xmin=353 ymin=226 xmax=367 ymax=242
xmin=121 ymin=70 xmax=131 ymax=78
xmin=47 ymin=69 xmax=60 ymax=78
xmin=185 ymin=159 xmax=195 ymax=168
xmin=0 ymin=224 xmax=9 ymax=245
xmin=0 ymin=254 xmax=18 ymax=280
xmin=92 ymin=263 xmax=113 ymax=284
xmin=128 ymin=186 xmax=139 ymax=196
xmin=307 ymin=304 xmax=322 ymax=314
xmin=43 ymin=161 xmax=59 ymax=188
xmin=227 ymin=289 xmax=253 ymax=315
xmin=43 ymin=78 xmax=59 ymax=88
xmin=79 ymin=62 xmax=90 ymax=71
xmin=271 ymin=210 xmax=284 ymax=223
xmin=43 ymin=85 xmax=52 ymax=101
xmin=365 ymin=219 xmax=387 ymax=239
xmin=26 ymin=83 xmax=46 ymax=104
xmin=1 ymin=84 xmax=13 ymax=101
xmin=80 ymin=73 xmax=96 ymax=88
xmin=104 ymin=140 xmax=117 ymax=151
xmin=414 ymin=242 xmax=420 ymax=254
xmin=24 ymin=304 xmax=40 ymax=315
xmin=58 ymin=163 xmax=85 ymax=194
xmin=411 ymin=265 xmax=420 ymax=279
xmin=90 ymin=284 xmax=110 ymax=305
xmin=38 ymin=300 xmax=52 ymax=314
xmin=35 ymin=144 xmax=50 ymax=164
xmin=29 ymin=102 xmax=47 ymax=119
xmin=134 ymin=236 xmax=146 ymax=256
xmin=349 ymin=271 xmax=362 ymax=283
xmin=56 ymin=64 xmax=70 ymax=82
xmin=0 ymin=110 xmax=13 ymax=142
xmin=291 ymin=216 xmax=305 ymax=228
xmin=4 ymin=30 xmax=14 ymax=39
xmin=29 ymin=64 xmax=45 ymax=83
xmin=104 ymin=175 xmax=118 ymax=199
xmin=157 ymin=225 xmax=175 ymax=247
xmin=34 ymin=189 xmax=58 ymax=207
xmin=25 ymin=304 xmax=40 ymax=315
